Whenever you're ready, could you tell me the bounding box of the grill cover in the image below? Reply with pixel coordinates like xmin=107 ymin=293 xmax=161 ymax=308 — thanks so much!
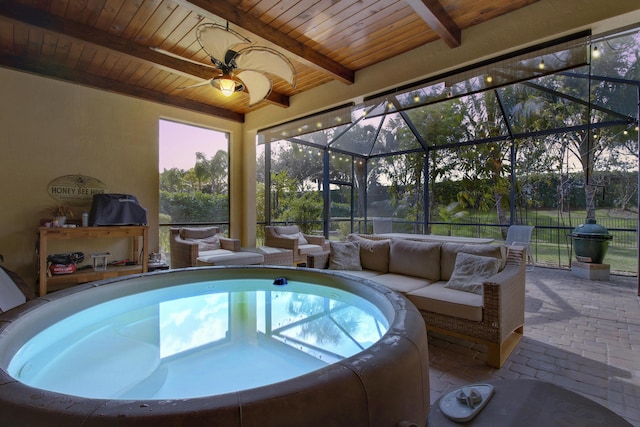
xmin=89 ymin=194 xmax=147 ymax=226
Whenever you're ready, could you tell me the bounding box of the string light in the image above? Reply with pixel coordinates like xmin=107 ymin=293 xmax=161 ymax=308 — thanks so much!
xmin=538 ymin=59 xmax=545 ymax=70
xmin=592 ymin=46 xmax=601 ymax=59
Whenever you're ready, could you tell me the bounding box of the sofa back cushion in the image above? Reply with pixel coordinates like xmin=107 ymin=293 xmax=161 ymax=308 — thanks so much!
xmin=347 ymin=234 xmax=390 ymax=273
xmin=389 ymin=239 xmax=441 ymax=280
xmin=440 ymin=243 xmax=505 ymax=281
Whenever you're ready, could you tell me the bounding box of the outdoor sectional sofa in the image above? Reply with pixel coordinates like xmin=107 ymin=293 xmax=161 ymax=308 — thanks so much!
xmin=306 ymin=234 xmax=526 ymax=368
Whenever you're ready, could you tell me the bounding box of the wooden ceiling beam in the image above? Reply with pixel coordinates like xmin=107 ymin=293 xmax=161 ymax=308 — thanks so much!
xmin=404 ymin=0 xmax=461 ymax=48
xmin=182 ymin=0 xmax=355 ymax=85
xmin=0 ymin=54 xmax=244 ymax=122
xmin=0 ymin=2 xmax=289 ymax=108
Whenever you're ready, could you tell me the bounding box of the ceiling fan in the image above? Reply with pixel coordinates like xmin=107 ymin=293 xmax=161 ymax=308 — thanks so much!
xmin=152 ymin=23 xmax=297 ymax=106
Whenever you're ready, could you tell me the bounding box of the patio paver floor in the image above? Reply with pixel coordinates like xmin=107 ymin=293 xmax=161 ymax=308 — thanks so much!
xmin=427 ymin=266 xmax=640 ymax=425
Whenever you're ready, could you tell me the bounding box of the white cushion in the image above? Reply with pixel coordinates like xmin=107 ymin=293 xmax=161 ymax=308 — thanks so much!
xmin=444 ymin=252 xmax=501 ymax=295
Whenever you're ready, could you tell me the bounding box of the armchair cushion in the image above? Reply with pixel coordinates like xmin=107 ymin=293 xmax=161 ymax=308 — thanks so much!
xmin=179 ymin=227 xmax=220 ymax=239
xmin=274 ymin=225 xmax=301 ymax=235
xmin=445 ymin=252 xmax=502 ymax=295
xmin=279 ymin=231 xmax=308 ymax=245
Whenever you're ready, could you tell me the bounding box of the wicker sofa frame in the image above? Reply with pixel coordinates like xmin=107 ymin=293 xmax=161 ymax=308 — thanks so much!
xmin=307 ymin=237 xmax=526 ymax=368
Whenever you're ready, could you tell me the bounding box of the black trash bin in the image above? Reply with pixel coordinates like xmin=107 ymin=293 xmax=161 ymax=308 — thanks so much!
xmin=568 ymin=219 xmax=613 ymax=264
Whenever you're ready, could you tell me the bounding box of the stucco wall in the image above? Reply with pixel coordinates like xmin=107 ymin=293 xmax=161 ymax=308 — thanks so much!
xmin=1 ymin=0 xmax=639 ymax=292
xmin=0 ymin=68 xmax=241 ymax=285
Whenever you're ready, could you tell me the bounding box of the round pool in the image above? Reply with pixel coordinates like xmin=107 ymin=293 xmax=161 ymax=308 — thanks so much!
xmin=0 ymin=266 xmax=429 ymax=426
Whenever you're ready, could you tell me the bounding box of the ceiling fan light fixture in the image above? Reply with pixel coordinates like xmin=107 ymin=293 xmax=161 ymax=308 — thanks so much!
xmin=218 ymin=77 xmax=236 ymax=97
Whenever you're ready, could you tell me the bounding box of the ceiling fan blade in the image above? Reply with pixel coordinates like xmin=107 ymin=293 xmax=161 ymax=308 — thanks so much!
xmin=197 ymin=23 xmax=250 ymax=66
xmin=149 ymin=47 xmax=219 ymax=70
xmin=236 ymin=70 xmax=272 ymax=105
xmin=176 ymin=79 xmax=214 ymax=90
xmin=235 ymin=47 xmax=296 ymax=86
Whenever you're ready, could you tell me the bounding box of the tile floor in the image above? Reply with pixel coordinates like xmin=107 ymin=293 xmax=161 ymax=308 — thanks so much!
xmin=427 ymin=266 xmax=640 ymax=425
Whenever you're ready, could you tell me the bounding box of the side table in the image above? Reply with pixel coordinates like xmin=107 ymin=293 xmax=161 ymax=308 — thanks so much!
xmin=428 ymin=379 xmax=631 ymax=426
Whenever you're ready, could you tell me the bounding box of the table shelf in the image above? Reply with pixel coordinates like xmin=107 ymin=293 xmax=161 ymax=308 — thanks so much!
xmin=38 ymin=226 xmax=148 ymax=296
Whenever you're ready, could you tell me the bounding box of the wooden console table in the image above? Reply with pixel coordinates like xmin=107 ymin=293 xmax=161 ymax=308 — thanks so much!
xmin=38 ymin=226 xmax=148 ymax=296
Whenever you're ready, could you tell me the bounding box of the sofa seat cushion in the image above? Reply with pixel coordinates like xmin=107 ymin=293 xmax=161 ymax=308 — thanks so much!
xmin=370 ymin=273 xmax=432 ymax=294
xmin=441 ymin=243 xmax=505 ymax=281
xmin=298 ymin=244 xmax=324 ymax=255
xmin=406 ymin=282 xmax=483 ymax=322
xmin=388 ymin=239 xmax=441 ymax=281
xmin=338 ymin=270 xmax=384 ymax=280
xmin=197 ymin=250 xmax=264 ymax=266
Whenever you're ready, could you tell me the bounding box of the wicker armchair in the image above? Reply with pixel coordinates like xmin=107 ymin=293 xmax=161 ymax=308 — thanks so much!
xmin=169 ymin=227 xmax=242 ymax=268
xmin=264 ymin=225 xmax=329 ymax=264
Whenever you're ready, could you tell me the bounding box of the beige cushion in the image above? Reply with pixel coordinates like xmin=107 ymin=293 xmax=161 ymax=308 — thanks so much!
xmin=274 ymin=225 xmax=301 ymax=235
xmin=180 ymin=227 xmax=218 ymax=240
xmin=348 ymin=234 xmax=390 ymax=272
xmin=370 ymin=273 xmax=431 ymax=294
xmin=329 ymin=241 xmax=362 ymax=271
xmin=407 ymin=282 xmax=483 ymax=322
xmin=280 ymin=231 xmax=308 ymax=245
xmin=444 ymin=253 xmax=501 ymax=295
xmin=298 ymin=244 xmax=323 ymax=255
xmin=388 ymin=239 xmax=441 ymax=281
xmin=336 ymin=270 xmax=384 ymax=280
xmin=440 ymin=243 xmax=505 ymax=281
xmin=184 ymin=235 xmax=220 ymax=251
xmin=197 ymin=251 xmax=264 ymax=266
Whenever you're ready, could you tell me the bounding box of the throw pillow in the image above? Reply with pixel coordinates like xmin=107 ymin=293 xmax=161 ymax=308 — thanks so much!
xmin=329 ymin=241 xmax=362 ymax=271
xmin=445 ymin=252 xmax=501 ymax=295
xmin=185 ymin=235 xmax=220 ymax=251
xmin=280 ymin=231 xmax=309 ymax=245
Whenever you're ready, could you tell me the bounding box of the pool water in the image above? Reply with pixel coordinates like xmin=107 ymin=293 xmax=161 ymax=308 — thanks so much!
xmin=8 ymin=279 xmax=388 ymax=400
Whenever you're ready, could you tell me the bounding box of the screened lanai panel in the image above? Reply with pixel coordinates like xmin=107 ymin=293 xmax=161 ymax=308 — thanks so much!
xmin=258 ymin=105 xmax=353 ymax=145
xmin=369 ymin=112 xmax=425 ymax=156
xmin=497 ymin=80 xmax=590 ymax=136
xmin=406 ymin=92 xmax=509 ymax=146
xmin=330 ymin=105 xmax=384 ymax=156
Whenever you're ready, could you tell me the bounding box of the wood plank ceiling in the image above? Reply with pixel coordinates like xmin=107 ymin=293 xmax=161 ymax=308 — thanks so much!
xmin=0 ymin=0 xmax=540 ymax=122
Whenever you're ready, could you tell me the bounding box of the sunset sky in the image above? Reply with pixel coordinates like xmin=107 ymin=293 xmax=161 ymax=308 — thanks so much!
xmin=158 ymin=119 xmax=228 ymax=172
